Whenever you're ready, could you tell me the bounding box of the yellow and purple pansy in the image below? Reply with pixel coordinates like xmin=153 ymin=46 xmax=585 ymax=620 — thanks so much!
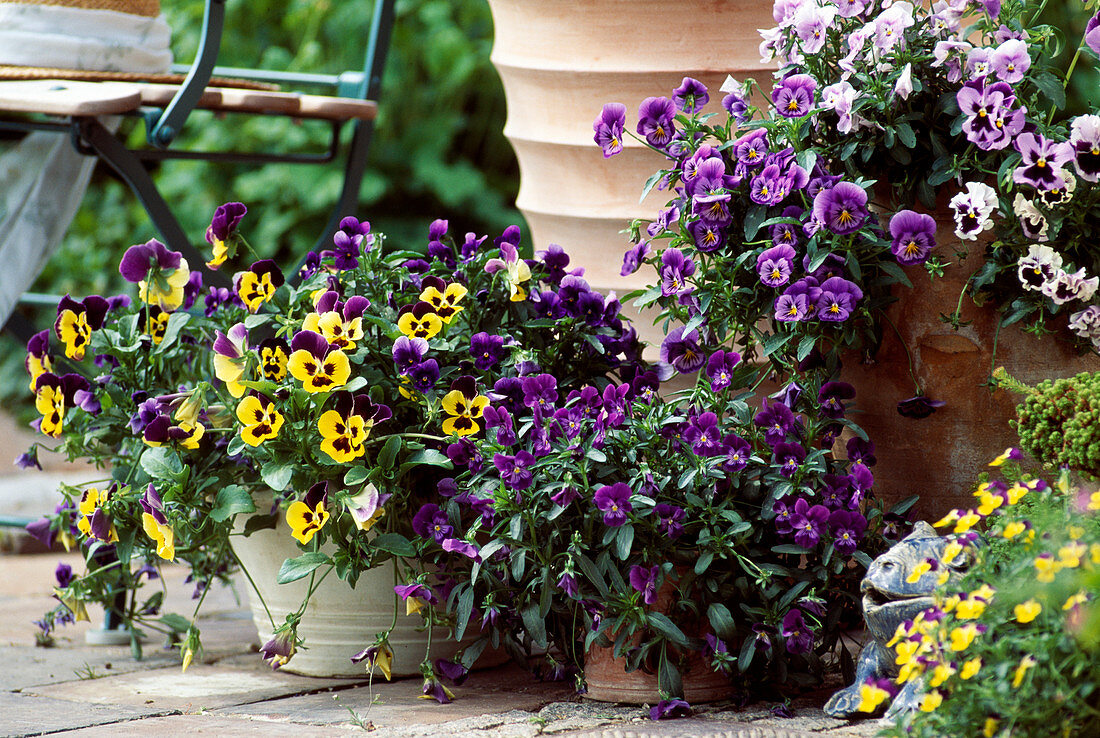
xmin=301 ymin=291 xmax=370 ymax=350
xmin=441 ymin=375 xmax=489 ymax=437
xmin=317 ymin=391 xmax=392 ymax=463
xmin=142 ymin=413 xmax=205 ymax=449
xmin=286 ymin=482 xmax=330 ymax=545
xmin=484 ymin=241 xmax=532 ymax=302
xmin=236 ymin=393 xmax=285 ymax=446
xmin=25 ymin=330 xmax=51 ymax=392
xmin=235 ymin=259 xmax=284 ymax=313
xmin=53 ymin=294 xmax=109 ymax=360
xmin=76 ymin=484 xmax=119 ymax=544
xmin=344 ymin=484 xmax=391 ymax=532
xmin=287 ymin=330 xmax=351 ymax=393
xmin=119 ymin=239 xmax=191 ymax=312
xmin=212 ymin=323 xmax=250 ymax=398
xmin=257 ymin=337 xmax=290 ymax=382
xmin=204 ymin=202 xmax=247 ymax=270
xmin=419 ymin=276 xmax=468 ymax=324
xmin=33 ymin=372 xmax=90 ymax=438
xmin=396 ymin=301 xmax=443 ymax=340
xmin=144 ymin=305 xmax=170 ymax=345
xmin=139 ymin=483 xmax=175 ymax=561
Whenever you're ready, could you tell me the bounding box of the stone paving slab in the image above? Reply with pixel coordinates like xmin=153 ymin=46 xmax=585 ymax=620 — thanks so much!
xmin=213 ymin=663 xmax=574 ymax=729
xmin=24 ymin=661 xmax=368 ymax=713
xmin=31 ymin=714 xmax=365 ymax=737
xmin=0 ymin=690 xmax=168 ymax=737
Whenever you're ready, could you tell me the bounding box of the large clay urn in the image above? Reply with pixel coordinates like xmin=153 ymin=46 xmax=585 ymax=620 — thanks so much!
xmin=841 ymin=207 xmax=1100 ymax=519
xmin=487 ymin=0 xmax=777 ymax=347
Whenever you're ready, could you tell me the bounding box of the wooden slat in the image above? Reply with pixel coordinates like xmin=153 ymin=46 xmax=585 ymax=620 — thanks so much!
xmin=138 ymin=84 xmax=377 ymax=121
xmin=0 ymin=80 xmax=142 ymax=116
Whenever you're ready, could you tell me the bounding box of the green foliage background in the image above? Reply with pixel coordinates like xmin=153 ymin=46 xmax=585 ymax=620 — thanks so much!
xmin=2 ymin=0 xmax=520 ymax=414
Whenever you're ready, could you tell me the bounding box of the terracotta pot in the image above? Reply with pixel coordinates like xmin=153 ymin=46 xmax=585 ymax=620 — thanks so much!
xmin=841 ymin=206 xmax=1100 ymax=519
xmin=583 ymin=636 xmax=733 ymax=704
xmin=230 ymin=513 xmax=492 ymax=678
xmin=582 ymin=568 xmax=732 ymax=704
xmin=488 ymin=0 xmax=777 ymax=348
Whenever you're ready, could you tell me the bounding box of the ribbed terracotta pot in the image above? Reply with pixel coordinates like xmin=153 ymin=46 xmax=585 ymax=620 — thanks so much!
xmin=584 ymin=639 xmax=733 ymax=704
xmin=230 ymin=517 xmax=487 ymax=679
xmin=841 ymin=207 xmax=1100 ymax=519
xmin=488 ymin=0 xmax=776 ymax=347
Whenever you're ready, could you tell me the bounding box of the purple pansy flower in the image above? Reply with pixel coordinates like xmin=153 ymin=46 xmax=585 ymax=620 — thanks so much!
xmin=660 ymin=326 xmax=706 ymax=374
xmin=818 ymin=381 xmax=855 ymax=419
xmin=330 ymin=217 xmax=372 ymax=270
xmin=119 ymin=239 xmax=181 ymax=283
xmin=636 ymin=96 xmax=677 ymax=148
xmin=956 ymin=78 xmax=1025 ymax=151
xmin=470 ymin=332 xmax=505 ymax=371
xmin=1070 ymin=115 xmax=1100 ymax=182
xmin=522 ymin=373 xmax=558 ymax=411
xmin=494 ymin=451 xmax=535 ymax=491
xmin=556 ymin=572 xmax=579 ymax=598
xmin=706 ymin=350 xmax=741 ymax=392
xmin=756 ymin=244 xmax=798 ymax=287
xmin=593 ymin=482 xmax=633 ymax=527
xmin=659 ymin=248 xmax=696 ymax=297
xmin=409 ymin=359 xmax=439 ymax=393
xmin=593 ymin=103 xmax=626 ymax=158
xmin=654 ymin=503 xmax=686 ymax=539
xmin=816 ymin=277 xmax=863 ymax=322
xmin=1087 ymin=12 xmax=1100 ymax=56
xmin=672 ymin=76 xmax=709 ymax=113
xmin=620 ymin=240 xmax=653 ymax=277
xmin=754 ymin=399 xmax=796 ymax=444
xmin=773 ymin=441 xmax=806 ymax=478
xmin=650 ymin=698 xmax=692 ymax=721
xmin=392 ymin=336 xmax=429 ymax=374
xmin=888 ymin=210 xmax=937 ymax=266
xmin=1013 ymin=133 xmax=1074 ymax=191
xmin=771 ymin=73 xmax=817 ymax=118
xmin=789 ymin=498 xmax=830 ymax=549
xmin=897 ymin=395 xmax=946 ymax=418
xmin=812 ymin=182 xmax=868 ymax=235
xmin=829 ymin=510 xmax=868 ymax=556
xmin=688 ymin=220 xmax=726 ymax=253
xmin=629 ymin=564 xmax=660 ymax=605
xmin=990 ymin=38 xmax=1029 ymax=83
xmin=781 ymin=608 xmax=814 ymax=655
xmin=723 ymin=434 xmax=752 ymax=473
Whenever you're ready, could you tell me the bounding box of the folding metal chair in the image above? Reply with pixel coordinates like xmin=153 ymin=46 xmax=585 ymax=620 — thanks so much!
xmin=0 ymin=0 xmax=395 ymax=337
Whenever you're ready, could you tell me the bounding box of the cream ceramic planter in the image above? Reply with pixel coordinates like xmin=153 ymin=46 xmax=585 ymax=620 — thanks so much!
xmin=230 ymin=519 xmax=467 ymax=679
xmin=488 ymin=0 xmax=776 ymax=346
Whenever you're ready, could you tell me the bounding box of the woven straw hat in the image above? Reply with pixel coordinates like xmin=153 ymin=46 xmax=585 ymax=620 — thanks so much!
xmin=0 ymin=0 xmax=273 ymax=89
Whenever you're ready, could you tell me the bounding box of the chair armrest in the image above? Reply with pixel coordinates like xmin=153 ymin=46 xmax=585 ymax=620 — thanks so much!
xmin=147 ymin=0 xmax=226 ymax=148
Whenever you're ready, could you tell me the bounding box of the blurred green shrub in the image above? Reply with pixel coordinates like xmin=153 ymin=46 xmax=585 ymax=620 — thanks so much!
xmin=2 ymin=0 xmax=520 ymax=417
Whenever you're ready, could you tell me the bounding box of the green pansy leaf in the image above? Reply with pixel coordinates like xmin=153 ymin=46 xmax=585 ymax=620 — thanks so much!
xmin=242 ymin=513 xmax=278 ymax=537
xmin=707 ymin=603 xmax=736 ymax=640
xmin=771 ymin=544 xmax=811 ymax=555
xmin=276 ymin=552 xmax=330 ymax=584
xmin=647 ymin=612 xmax=689 ymax=647
xmin=209 ymin=485 xmax=256 ymax=522
xmin=615 ymin=524 xmax=634 ymax=560
xmin=261 ymin=463 xmax=294 ymax=492
xmin=744 ymin=204 xmax=768 ymax=241
xmin=243 ymin=313 xmax=270 ymax=330
xmin=377 ymin=435 xmax=402 ymax=470
xmin=155 ymin=312 xmax=190 ymax=353
xmin=159 ymin=613 xmax=192 ymax=633
xmin=521 ymin=605 xmax=548 ymax=650
xmin=371 ymin=532 xmax=416 ymax=557
xmin=657 ymin=647 xmax=683 ymax=698
xmin=344 ymin=466 xmax=370 ymax=486
xmin=140 ymin=447 xmax=184 ymax=480
xmin=761 ymin=332 xmax=792 ymax=358
xmin=455 ymin=585 xmax=474 ymax=641
xmin=405 ymin=449 xmax=452 ymax=468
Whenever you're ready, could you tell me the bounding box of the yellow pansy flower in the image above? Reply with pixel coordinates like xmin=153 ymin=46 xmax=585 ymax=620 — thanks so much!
xmin=1014 ymin=599 xmax=1042 ymax=623
xmin=1011 ymin=655 xmax=1037 ymax=688
xmin=960 ymin=657 xmax=982 ymax=680
xmin=236 ymin=395 xmax=285 ymax=446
